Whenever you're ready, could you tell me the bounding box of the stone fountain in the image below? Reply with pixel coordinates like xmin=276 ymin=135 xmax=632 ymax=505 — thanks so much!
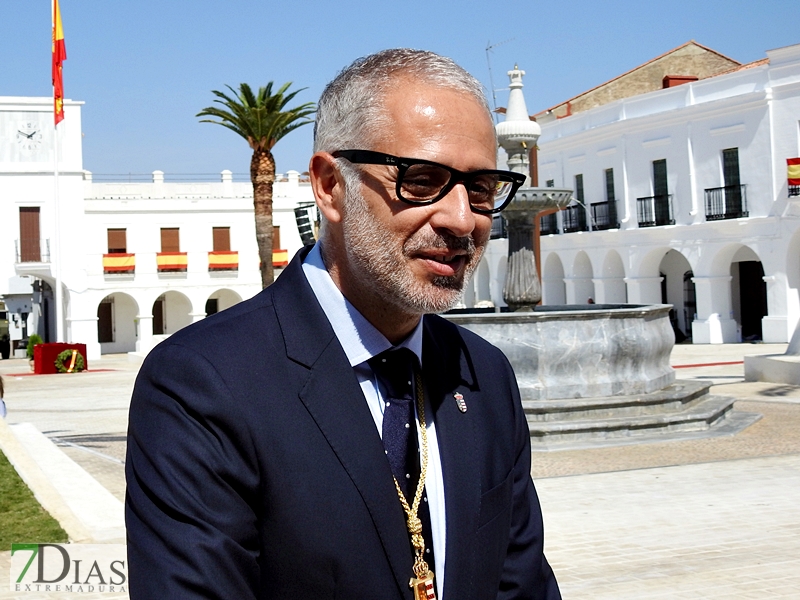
xmin=445 ymin=66 xmax=759 ymax=449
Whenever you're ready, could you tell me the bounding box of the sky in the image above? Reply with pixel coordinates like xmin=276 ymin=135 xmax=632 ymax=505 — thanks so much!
xmin=2 ymin=0 xmax=799 ymax=178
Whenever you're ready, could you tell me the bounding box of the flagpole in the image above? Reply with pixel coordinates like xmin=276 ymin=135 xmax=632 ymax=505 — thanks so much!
xmin=52 ymin=0 xmax=66 ymax=343
xmin=54 ymin=120 xmax=63 ymax=342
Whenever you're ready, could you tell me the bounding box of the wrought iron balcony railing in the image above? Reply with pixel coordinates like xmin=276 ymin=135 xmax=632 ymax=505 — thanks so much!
xmin=15 ymin=239 xmax=50 ymax=263
xmin=704 ymin=184 xmax=748 ymax=220
xmin=562 ymin=204 xmax=588 ymax=233
xmin=591 ymin=200 xmax=619 ymax=230
xmin=294 ymin=202 xmax=318 ymax=246
xmin=540 ymin=212 xmax=559 ymax=235
xmin=490 ymin=214 xmax=507 ymax=239
xmin=637 ymin=194 xmax=675 ymax=227
xmin=789 ymin=185 xmax=800 ymax=198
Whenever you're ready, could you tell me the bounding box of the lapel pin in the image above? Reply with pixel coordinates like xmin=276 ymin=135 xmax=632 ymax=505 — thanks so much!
xmin=454 ymin=392 xmax=467 ymax=413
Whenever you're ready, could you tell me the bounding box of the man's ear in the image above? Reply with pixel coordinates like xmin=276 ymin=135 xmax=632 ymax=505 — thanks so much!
xmin=309 ymin=152 xmax=345 ymax=224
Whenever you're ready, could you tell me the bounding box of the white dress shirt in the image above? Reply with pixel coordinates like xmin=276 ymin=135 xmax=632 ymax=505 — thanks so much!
xmin=302 ymin=242 xmax=447 ymax=598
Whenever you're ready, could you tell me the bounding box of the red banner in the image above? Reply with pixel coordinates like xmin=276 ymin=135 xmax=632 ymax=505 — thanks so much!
xmin=788 ymin=158 xmax=800 ymax=186
xmin=52 ymin=0 xmax=67 ymax=124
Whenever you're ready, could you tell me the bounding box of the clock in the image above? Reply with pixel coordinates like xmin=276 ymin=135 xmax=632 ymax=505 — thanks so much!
xmin=16 ymin=121 xmax=44 ymax=155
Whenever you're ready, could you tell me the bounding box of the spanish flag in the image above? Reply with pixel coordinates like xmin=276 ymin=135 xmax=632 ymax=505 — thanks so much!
xmin=788 ymin=158 xmax=800 ymax=186
xmin=52 ymin=0 xmax=67 ymax=124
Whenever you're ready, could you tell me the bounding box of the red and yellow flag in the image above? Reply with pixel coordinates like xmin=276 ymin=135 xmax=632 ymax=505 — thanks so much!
xmin=52 ymin=0 xmax=67 ymax=124
xmin=788 ymin=158 xmax=800 ymax=186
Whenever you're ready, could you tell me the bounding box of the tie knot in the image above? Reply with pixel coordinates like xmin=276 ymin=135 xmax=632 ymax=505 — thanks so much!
xmin=369 ymin=348 xmax=417 ymax=400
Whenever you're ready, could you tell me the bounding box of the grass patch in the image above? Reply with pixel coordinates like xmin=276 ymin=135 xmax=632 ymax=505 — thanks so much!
xmin=0 ymin=448 xmax=68 ymax=550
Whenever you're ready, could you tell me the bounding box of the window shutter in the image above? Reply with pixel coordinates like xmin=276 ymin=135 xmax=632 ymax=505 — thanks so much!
xmin=160 ymin=228 xmax=180 ymax=252
xmin=273 ymin=225 xmax=281 ymax=250
xmin=212 ymin=227 xmax=230 ymax=251
xmin=107 ymin=229 xmax=127 ymax=253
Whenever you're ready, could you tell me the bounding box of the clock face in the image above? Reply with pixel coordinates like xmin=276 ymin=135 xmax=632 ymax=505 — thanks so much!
xmin=17 ymin=121 xmax=44 ymax=155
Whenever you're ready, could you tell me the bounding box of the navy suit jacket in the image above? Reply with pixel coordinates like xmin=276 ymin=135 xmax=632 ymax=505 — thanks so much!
xmin=126 ymin=246 xmax=560 ymax=599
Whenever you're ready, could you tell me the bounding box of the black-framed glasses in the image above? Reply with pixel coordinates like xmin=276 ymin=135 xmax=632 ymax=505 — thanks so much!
xmin=332 ymin=149 xmax=526 ymax=214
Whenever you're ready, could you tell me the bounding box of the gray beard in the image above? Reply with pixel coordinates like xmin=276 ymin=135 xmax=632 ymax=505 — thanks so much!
xmin=340 ymin=183 xmax=484 ymax=315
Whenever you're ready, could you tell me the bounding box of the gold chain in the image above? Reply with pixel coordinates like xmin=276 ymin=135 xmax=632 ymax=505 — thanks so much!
xmin=391 ymin=370 xmax=431 ymax=580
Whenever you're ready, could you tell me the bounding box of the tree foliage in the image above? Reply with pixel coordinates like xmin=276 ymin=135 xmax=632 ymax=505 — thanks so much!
xmin=198 ymin=82 xmax=315 ymax=287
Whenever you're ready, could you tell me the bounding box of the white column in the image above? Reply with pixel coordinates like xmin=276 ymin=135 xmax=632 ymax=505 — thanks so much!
xmin=624 ymin=276 xmax=663 ymax=304
xmin=67 ymin=316 xmax=101 ymax=360
xmin=564 ymin=277 xmax=592 ymax=304
xmin=592 ymin=277 xmax=627 ymax=304
xmin=761 ymin=274 xmax=791 ymax=343
xmin=190 ymin=311 xmax=206 ymax=324
xmin=691 ymin=275 xmax=738 ymax=344
xmin=135 ymin=314 xmax=154 ymax=354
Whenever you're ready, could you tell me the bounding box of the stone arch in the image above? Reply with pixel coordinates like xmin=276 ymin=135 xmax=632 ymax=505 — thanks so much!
xmin=694 ymin=243 xmax=767 ymax=343
xmin=728 ymin=245 xmax=768 ymax=341
xmin=628 ymin=246 xmax=672 ymax=305
xmin=542 ymin=253 xmax=566 ymax=305
xmin=152 ymin=290 xmax=192 ymax=337
xmin=658 ymin=250 xmax=694 ymax=338
xmin=786 ymin=228 xmax=800 ymax=335
xmin=206 ymin=288 xmax=243 ymax=317
xmin=637 ymin=246 xmax=672 ymax=279
xmin=600 ymin=250 xmax=627 ymax=303
xmin=571 ymin=251 xmax=595 ymax=304
xmin=97 ymin=292 xmax=140 ymax=354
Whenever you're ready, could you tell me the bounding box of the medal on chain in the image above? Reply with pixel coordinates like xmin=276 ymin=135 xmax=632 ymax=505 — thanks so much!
xmin=391 ymin=370 xmax=436 ymax=599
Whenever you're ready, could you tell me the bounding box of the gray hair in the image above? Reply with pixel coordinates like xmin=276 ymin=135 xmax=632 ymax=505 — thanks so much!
xmin=313 ymin=48 xmax=493 ymax=153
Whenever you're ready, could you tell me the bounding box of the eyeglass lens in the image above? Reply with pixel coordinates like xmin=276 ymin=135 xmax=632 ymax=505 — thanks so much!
xmin=400 ymin=164 xmax=514 ymax=211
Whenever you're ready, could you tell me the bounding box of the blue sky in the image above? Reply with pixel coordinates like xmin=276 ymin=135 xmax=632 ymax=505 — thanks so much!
xmin=2 ymin=0 xmax=798 ymax=177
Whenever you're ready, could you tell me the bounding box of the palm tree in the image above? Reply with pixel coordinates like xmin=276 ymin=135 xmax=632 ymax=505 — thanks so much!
xmin=198 ymin=82 xmax=315 ymax=287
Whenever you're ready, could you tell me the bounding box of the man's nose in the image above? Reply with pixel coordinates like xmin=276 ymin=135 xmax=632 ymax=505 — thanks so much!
xmin=428 ymin=181 xmax=477 ymax=237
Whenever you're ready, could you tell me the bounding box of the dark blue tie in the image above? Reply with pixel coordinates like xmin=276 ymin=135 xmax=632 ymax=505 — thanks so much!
xmin=369 ymin=348 xmax=436 ymax=570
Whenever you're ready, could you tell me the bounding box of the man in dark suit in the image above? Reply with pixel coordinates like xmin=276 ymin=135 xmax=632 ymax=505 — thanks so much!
xmin=126 ymin=48 xmax=560 ymax=599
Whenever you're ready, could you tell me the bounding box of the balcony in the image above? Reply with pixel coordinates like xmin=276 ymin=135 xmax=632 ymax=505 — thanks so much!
xmin=103 ymin=253 xmax=135 ymax=274
xmin=789 ymin=185 xmax=800 ymax=198
xmin=540 ymin=212 xmax=559 ymax=235
xmin=591 ymin=200 xmax=619 ymax=230
xmin=156 ymin=252 xmax=188 ymax=273
xmin=490 ymin=215 xmax=507 ymax=239
xmin=637 ymin=194 xmax=675 ymax=227
xmin=294 ymin=202 xmax=318 ymax=246
xmin=15 ymin=238 xmax=50 ymax=263
xmin=704 ymin=184 xmax=748 ymax=220
xmin=208 ymin=251 xmax=238 ymax=271
xmin=562 ymin=205 xmax=588 ymax=233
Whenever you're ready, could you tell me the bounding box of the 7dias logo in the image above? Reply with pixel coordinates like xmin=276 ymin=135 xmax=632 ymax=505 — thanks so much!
xmin=10 ymin=544 xmax=127 ymax=594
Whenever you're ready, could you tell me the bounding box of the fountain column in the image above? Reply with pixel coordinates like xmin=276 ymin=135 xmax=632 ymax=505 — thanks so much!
xmin=496 ymin=66 xmax=571 ymax=310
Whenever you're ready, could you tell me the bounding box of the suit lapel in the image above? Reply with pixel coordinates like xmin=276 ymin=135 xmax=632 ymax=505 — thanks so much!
xmin=272 ymin=249 xmax=414 ymax=598
xmin=423 ymin=317 xmax=481 ymax=600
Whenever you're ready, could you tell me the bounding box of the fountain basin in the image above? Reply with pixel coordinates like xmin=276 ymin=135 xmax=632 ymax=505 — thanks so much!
xmin=446 ymin=304 xmax=675 ymax=401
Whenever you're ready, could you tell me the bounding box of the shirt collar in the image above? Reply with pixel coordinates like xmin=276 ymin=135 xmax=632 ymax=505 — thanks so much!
xmin=301 ymin=242 xmax=423 ymax=367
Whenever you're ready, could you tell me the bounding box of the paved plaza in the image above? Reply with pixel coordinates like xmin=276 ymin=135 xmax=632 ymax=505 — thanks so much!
xmin=1 ymin=343 xmax=799 ymax=598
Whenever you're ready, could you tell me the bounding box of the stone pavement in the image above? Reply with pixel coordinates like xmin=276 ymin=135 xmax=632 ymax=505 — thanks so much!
xmin=0 ymin=343 xmax=798 ymax=598
xmin=537 ymin=454 xmax=800 ymax=598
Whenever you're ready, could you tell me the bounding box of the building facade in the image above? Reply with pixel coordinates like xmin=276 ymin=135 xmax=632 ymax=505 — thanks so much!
xmin=532 ymin=42 xmax=800 ymax=343
xmin=1 ymin=96 xmax=315 ymax=359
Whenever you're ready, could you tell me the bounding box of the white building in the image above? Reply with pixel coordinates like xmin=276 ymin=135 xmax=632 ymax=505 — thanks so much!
xmin=1 ymin=96 xmax=315 ymax=359
xmin=8 ymin=40 xmax=796 ymax=360
xmin=527 ymin=42 xmax=800 ymax=343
